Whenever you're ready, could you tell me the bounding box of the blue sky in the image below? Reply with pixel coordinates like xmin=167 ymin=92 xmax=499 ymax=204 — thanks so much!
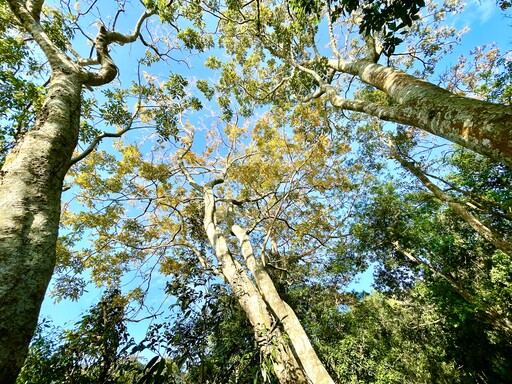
xmin=39 ymin=0 xmax=511 ymax=346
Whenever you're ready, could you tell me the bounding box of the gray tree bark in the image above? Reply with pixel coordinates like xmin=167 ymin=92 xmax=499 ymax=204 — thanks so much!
xmin=231 ymin=225 xmax=335 ymax=384
xmin=202 ymin=185 xmax=308 ymax=383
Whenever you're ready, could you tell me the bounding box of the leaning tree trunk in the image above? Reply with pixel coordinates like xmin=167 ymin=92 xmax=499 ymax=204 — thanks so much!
xmin=202 ymin=186 xmax=307 ymax=383
xmin=197 ymin=183 xmax=335 ymax=383
xmin=1 ymin=2 xmax=135 ymax=381
xmin=393 ymin=151 xmax=512 ymax=258
xmin=0 ymin=72 xmax=82 ymax=383
xmin=327 ymin=59 xmax=512 ymax=167
xmin=231 ymin=225 xmax=335 ymax=384
xmin=211 ymin=241 xmax=306 ymax=383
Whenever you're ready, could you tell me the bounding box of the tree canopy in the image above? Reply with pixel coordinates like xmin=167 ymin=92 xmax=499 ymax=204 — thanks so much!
xmin=1 ymin=0 xmax=511 ymax=382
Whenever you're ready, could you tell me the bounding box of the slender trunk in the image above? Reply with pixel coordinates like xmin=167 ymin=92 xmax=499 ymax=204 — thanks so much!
xmin=215 ymin=251 xmax=306 ymax=383
xmin=391 ymin=150 xmax=512 ymax=335
xmin=0 ymin=72 xmax=82 ymax=383
xmin=392 ymin=242 xmax=512 ymax=336
xmin=202 ymin=187 xmax=306 ymax=383
xmin=392 ymin=242 xmax=475 ymax=303
xmin=232 ymin=225 xmax=335 ymax=384
xmin=328 ymin=60 xmax=512 ymax=167
xmin=394 ymin=153 xmax=512 ymax=257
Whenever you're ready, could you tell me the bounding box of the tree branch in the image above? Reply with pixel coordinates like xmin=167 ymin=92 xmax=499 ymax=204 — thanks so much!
xmin=105 ymin=10 xmax=156 ymax=45
xmin=391 ymin=241 xmax=475 ymax=304
xmin=181 ymin=241 xmax=223 ymax=278
xmin=326 ymin=6 xmax=342 ymax=60
xmin=362 ymin=33 xmax=382 ymax=63
xmin=82 ymin=10 xmax=155 ymax=86
xmin=322 ymin=84 xmax=421 ymax=126
xmin=26 ymin=0 xmax=44 ymax=22
xmin=66 ymin=43 xmax=99 ymax=67
xmin=423 ymin=170 xmax=512 ymax=222
xmin=391 ymin=145 xmax=512 ymax=257
xmin=392 ymin=241 xmax=512 ymax=335
xmin=7 ymin=0 xmax=76 ymax=71
xmin=69 ymin=108 xmax=139 ymax=166
xmin=83 ymin=25 xmax=118 ymax=86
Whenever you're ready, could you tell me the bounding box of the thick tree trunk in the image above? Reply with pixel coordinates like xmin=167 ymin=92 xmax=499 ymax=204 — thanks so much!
xmin=328 ymin=60 xmax=512 ymax=167
xmin=0 ymin=72 xmax=81 ymax=383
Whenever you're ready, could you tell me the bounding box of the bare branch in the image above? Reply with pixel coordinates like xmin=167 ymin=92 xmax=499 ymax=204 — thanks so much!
xmin=66 ymin=43 xmax=99 ymax=66
xmin=326 ymin=5 xmax=341 ymax=59
xmin=302 ymin=87 xmax=325 ymax=103
xmin=239 ymin=67 xmax=296 ymax=101
xmin=177 ymin=131 xmax=204 ymax=192
xmin=83 ymin=25 xmax=118 ymax=86
xmin=106 ymin=10 xmax=156 ymax=45
xmin=218 ymin=190 xmax=275 ymax=206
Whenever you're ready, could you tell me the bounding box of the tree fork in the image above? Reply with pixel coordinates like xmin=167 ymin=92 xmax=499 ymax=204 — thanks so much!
xmin=232 ymin=225 xmax=335 ymax=384
xmin=201 ymin=186 xmax=307 ymax=383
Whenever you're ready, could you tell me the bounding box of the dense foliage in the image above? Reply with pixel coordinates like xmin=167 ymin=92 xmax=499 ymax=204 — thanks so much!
xmin=1 ymin=0 xmax=511 ymax=382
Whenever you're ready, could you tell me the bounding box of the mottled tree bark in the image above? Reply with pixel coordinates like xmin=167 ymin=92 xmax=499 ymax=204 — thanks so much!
xmin=202 ymin=186 xmax=307 ymax=383
xmin=326 ymin=59 xmax=512 ymax=167
xmin=0 ymin=1 xmax=125 ymax=381
xmin=0 ymin=72 xmax=82 ymax=383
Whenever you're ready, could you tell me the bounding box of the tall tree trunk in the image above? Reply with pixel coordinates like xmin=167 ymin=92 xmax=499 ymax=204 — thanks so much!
xmin=232 ymin=225 xmax=335 ymax=384
xmin=0 ymin=72 xmax=82 ymax=383
xmin=202 ymin=186 xmax=307 ymax=383
xmin=197 ymin=183 xmax=335 ymax=383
